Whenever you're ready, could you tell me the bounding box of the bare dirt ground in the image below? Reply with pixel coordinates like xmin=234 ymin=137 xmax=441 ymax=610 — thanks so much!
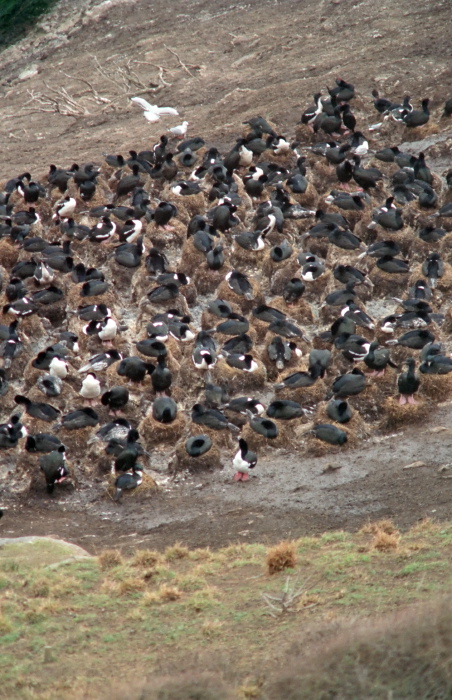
xmin=2 ymin=408 xmax=452 ymax=555
xmin=0 ymin=0 xmax=452 ymax=552
xmin=1 ymin=0 xmax=451 ymax=177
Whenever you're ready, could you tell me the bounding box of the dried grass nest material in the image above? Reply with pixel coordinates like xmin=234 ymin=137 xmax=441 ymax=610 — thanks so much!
xmin=106 ymin=472 xmax=159 ymax=500
xmin=172 ymin=437 xmax=222 ymax=473
xmin=379 ymin=396 xmax=430 ymax=431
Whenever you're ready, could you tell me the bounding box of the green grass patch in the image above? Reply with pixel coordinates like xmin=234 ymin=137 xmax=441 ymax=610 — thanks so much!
xmin=0 ymin=0 xmax=59 ymax=49
xmin=0 ymin=522 xmax=450 ymax=698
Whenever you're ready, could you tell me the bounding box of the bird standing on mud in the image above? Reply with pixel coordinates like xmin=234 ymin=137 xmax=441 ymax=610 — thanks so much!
xmin=232 ymin=438 xmax=257 ymax=481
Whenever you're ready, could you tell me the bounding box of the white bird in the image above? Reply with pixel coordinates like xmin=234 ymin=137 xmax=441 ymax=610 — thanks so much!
xmin=80 ymin=372 xmax=101 ymax=405
xmin=153 ymin=106 xmax=180 ymax=116
xmin=169 ymin=121 xmax=189 ymax=138
xmin=49 ymin=356 xmax=68 ymax=379
xmin=143 ymin=110 xmax=160 ymax=123
xmin=131 ymin=97 xmax=179 ymax=117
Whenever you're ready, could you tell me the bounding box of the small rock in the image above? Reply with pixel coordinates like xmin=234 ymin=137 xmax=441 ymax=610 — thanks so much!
xmin=402 ymin=461 xmax=426 ymax=470
xmin=18 ymin=65 xmax=39 ymax=81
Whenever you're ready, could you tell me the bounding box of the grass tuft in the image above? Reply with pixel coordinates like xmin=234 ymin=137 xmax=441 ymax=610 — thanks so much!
xmin=164 ymin=543 xmax=190 ymax=562
xmin=186 ymin=586 xmax=219 ymax=612
xmin=98 ymin=550 xmax=123 ymax=569
xmin=188 ymin=548 xmax=213 ymax=561
xmin=360 ymin=519 xmax=399 ymax=536
xmin=266 ymin=541 xmax=297 ymax=575
xmin=174 ymin=573 xmax=208 ymax=592
xmin=141 ymin=591 xmax=160 ymax=607
xmin=100 ymin=579 xmax=120 ymax=596
xmin=360 ymin=520 xmax=400 ymax=552
xmin=371 ymin=529 xmax=400 ymax=552
xmin=118 ymin=577 xmax=146 ymax=595
xmin=158 ymin=584 xmax=183 ymax=602
xmin=132 ymin=549 xmax=160 ymax=568
xmin=201 ymin=619 xmax=224 ymax=638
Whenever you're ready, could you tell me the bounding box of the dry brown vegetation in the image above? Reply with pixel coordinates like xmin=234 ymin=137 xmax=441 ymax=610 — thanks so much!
xmin=106 ymin=597 xmax=452 ymax=699
xmin=266 ymin=597 xmax=452 ymax=700
xmin=98 ymin=549 xmax=124 ymax=569
xmin=132 ymin=549 xmax=161 ymax=568
xmin=266 ymin=540 xmax=297 ymax=575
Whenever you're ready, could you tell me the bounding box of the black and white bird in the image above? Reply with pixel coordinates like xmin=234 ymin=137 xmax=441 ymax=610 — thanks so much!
xmin=53 ymin=196 xmax=76 ymax=221
xmin=89 ymin=216 xmax=116 ymax=242
xmin=114 ymin=466 xmax=143 ymax=501
xmin=232 ymin=438 xmax=257 ymax=481
xmin=39 ymin=446 xmax=69 ymax=494
xmin=37 ymin=373 xmax=62 ymax=397
xmin=78 ymin=350 xmax=123 ymax=373
xmin=83 ymin=316 xmax=117 ymax=346
xmin=191 ymin=404 xmax=239 ymax=432
xmin=118 ymin=219 xmax=142 ymax=243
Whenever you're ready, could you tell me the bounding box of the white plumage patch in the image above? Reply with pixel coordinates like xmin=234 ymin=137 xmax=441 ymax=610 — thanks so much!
xmin=49 ymin=356 xmax=68 ymax=379
xmin=80 ymin=373 xmax=101 ymax=400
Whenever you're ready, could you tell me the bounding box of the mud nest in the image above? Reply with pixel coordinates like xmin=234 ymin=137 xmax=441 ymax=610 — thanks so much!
xmin=172 ymin=439 xmax=222 ymax=473
xmin=379 ymin=396 xmax=431 ymax=431
xmin=106 ymin=472 xmax=159 ymax=501
xmin=138 ymin=409 xmax=187 ymax=447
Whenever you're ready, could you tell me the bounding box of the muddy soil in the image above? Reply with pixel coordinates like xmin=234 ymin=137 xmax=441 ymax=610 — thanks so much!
xmin=2 ymin=401 xmax=452 ymax=554
xmin=0 ymin=0 xmax=452 ymax=551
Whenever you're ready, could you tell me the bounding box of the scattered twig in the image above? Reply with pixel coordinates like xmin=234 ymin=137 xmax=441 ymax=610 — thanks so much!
xmin=134 ymin=61 xmax=173 ymax=87
xmin=23 ymin=86 xmax=90 ymax=117
xmin=18 ymin=54 xmax=177 ymax=120
xmin=92 ymin=55 xmax=124 ymax=91
xmin=261 ymin=575 xmax=321 ymax=617
xmin=104 ymin=487 xmax=116 ymax=502
xmin=163 ymin=43 xmax=201 ymax=77
xmin=59 ymin=70 xmax=111 ymax=104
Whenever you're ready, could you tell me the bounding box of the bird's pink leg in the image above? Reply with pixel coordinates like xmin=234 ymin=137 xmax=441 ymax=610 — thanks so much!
xmin=398 ymin=394 xmax=407 ymax=405
xmin=368 ymin=369 xmax=386 ymax=377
